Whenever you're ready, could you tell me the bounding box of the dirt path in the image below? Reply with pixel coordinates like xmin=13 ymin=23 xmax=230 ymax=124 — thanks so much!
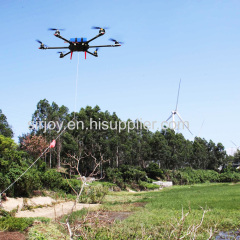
xmin=2 ymin=197 xmax=99 ymax=219
xmin=15 ymin=201 xmax=99 ymax=219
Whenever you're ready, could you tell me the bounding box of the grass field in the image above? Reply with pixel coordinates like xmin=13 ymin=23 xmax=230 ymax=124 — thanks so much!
xmin=28 ymin=183 xmax=240 ymax=239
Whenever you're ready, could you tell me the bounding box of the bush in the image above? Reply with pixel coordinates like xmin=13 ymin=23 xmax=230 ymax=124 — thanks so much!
xmin=106 ymin=165 xmax=147 ymax=187
xmin=138 ymin=181 xmax=160 ymax=190
xmin=146 ymin=163 xmax=164 ymax=180
xmin=7 ymin=168 xmax=42 ymax=197
xmin=0 ymin=217 xmax=34 ymax=232
xmin=169 ymin=168 xmax=220 ymax=185
xmin=219 ymin=171 xmax=240 ymax=182
xmin=106 ymin=168 xmax=123 ymax=184
xmin=79 ymin=184 xmax=109 ymax=203
xmin=120 ymin=165 xmax=147 ymax=182
xmin=61 ymin=178 xmax=82 ymax=194
xmin=41 ymin=169 xmax=63 ymax=190
xmin=0 ymin=172 xmax=10 ymax=194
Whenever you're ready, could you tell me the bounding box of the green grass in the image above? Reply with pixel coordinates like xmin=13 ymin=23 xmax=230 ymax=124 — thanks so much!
xmin=0 ymin=217 xmax=50 ymax=232
xmin=90 ymin=183 xmax=240 ymax=239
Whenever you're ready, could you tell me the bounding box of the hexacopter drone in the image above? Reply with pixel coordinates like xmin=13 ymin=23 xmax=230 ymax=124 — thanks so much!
xmin=36 ymin=27 xmax=122 ymax=59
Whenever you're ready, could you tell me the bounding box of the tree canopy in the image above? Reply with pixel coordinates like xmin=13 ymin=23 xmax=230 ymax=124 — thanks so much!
xmin=0 ymin=109 xmax=13 ymax=138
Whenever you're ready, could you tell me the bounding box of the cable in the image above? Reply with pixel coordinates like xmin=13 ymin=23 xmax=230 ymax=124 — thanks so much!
xmin=74 ymin=53 xmax=80 ymax=119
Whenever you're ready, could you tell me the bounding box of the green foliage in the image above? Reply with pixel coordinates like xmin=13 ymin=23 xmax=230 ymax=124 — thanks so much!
xmin=61 ymin=178 xmax=82 ymax=194
xmin=0 ymin=217 xmax=34 ymax=232
xmin=146 ymin=162 xmax=164 ymax=180
xmin=219 ymin=171 xmax=240 ymax=182
xmin=138 ymin=180 xmax=160 ymax=190
xmin=28 ymin=222 xmax=65 ymax=240
xmin=80 ymin=184 xmax=109 ymax=203
xmin=0 ymin=109 xmax=13 ymax=138
xmin=60 ymin=208 xmax=88 ymax=224
xmin=0 ymin=209 xmax=11 ymax=217
xmin=168 ymin=168 xmax=220 ymax=185
xmin=106 ymin=165 xmax=147 ymax=187
xmin=41 ymin=169 xmax=63 ymax=190
xmin=89 ymin=181 xmax=117 ymax=188
xmin=7 ymin=168 xmax=42 ymax=197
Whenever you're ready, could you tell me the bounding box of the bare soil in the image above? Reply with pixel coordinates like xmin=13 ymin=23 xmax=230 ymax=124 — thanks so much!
xmin=16 ymin=202 xmax=99 ymax=219
xmin=2 ymin=196 xmax=56 ymax=212
xmin=2 ymin=196 xmax=99 ymax=219
xmin=0 ymin=232 xmax=26 ymax=240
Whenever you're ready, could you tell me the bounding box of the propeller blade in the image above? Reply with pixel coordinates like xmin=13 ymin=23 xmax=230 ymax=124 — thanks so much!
xmin=36 ymin=39 xmax=42 ymax=44
xmin=175 ymin=79 xmax=181 ymax=111
xmin=48 ymin=28 xmax=65 ymax=31
xmin=109 ymin=38 xmax=124 ymax=44
xmin=36 ymin=40 xmax=47 ymax=48
xmin=176 ymin=112 xmax=193 ymax=135
xmin=91 ymin=26 xmax=109 ymax=29
xmin=166 ymin=114 xmax=172 ymax=122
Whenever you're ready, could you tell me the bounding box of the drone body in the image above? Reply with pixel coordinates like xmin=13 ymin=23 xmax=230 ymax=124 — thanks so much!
xmin=37 ymin=27 xmax=122 ymax=59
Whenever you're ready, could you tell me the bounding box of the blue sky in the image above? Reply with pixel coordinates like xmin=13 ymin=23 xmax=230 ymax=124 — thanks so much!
xmin=0 ymin=0 xmax=240 ymax=152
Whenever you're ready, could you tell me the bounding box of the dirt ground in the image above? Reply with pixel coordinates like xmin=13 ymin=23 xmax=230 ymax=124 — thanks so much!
xmin=1 ymin=196 xmax=99 ymax=219
xmin=2 ymin=196 xmax=56 ymax=212
xmin=16 ymin=201 xmax=99 ymax=219
xmin=0 ymin=232 xmax=26 ymax=240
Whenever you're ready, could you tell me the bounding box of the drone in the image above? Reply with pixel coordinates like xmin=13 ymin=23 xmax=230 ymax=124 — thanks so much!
xmin=36 ymin=27 xmax=122 ymax=59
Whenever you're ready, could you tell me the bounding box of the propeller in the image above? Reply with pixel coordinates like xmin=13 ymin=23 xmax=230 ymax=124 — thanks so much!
xmin=94 ymin=48 xmax=99 ymax=56
xmin=109 ymin=38 xmax=124 ymax=44
xmin=91 ymin=26 xmax=109 ymax=29
xmin=36 ymin=39 xmax=47 ymax=47
xmin=48 ymin=28 xmax=65 ymax=31
xmin=36 ymin=39 xmax=43 ymax=44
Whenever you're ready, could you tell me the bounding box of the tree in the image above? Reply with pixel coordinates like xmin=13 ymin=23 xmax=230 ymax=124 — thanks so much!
xmin=192 ymin=137 xmax=209 ymax=169
xmin=21 ymin=134 xmax=49 ymax=159
xmin=32 ymin=99 xmax=69 ymax=168
xmin=0 ymin=109 xmax=13 ymax=138
xmin=150 ymin=131 xmax=170 ymax=168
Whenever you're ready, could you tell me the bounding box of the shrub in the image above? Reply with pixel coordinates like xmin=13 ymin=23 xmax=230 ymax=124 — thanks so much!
xmin=219 ymin=171 xmax=240 ymax=182
xmin=0 ymin=172 xmax=10 ymax=194
xmin=169 ymin=168 xmax=220 ymax=185
xmin=0 ymin=217 xmax=34 ymax=232
xmin=61 ymin=178 xmax=82 ymax=194
xmin=120 ymin=165 xmax=147 ymax=182
xmin=138 ymin=181 xmax=160 ymax=190
xmin=79 ymin=184 xmax=109 ymax=203
xmin=106 ymin=168 xmax=123 ymax=184
xmin=7 ymin=168 xmax=42 ymax=197
xmin=146 ymin=163 xmax=164 ymax=180
xmin=41 ymin=169 xmax=63 ymax=190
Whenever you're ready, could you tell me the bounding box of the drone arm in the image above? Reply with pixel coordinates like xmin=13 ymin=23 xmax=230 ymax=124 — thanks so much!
xmin=61 ymin=51 xmax=71 ymax=58
xmin=54 ymin=34 xmax=72 ymax=44
xmin=86 ymin=50 xmax=97 ymax=57
xmin=87 ymin=33 xmax=104 ymax=43
xmin=45 ymin=47 xmax=69 ymax=49
xmin=88 ymin=44 xmax=121 ymax=48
